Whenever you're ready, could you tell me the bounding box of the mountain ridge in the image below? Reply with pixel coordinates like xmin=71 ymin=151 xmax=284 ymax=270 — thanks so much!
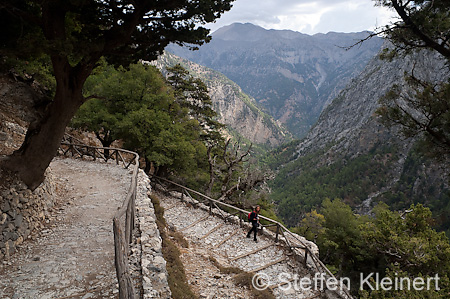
xmin=152 ymin=52 xmax=290 ymax=147
xmin=167 ymin=22 xmax=384 ymax=137
xmin=269 ymin=47 xmax=450 ymax=232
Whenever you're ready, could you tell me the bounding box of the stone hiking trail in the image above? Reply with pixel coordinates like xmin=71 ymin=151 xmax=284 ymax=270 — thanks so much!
xmin=0 ymin=157 xmax=131 ymax=299
xmin=0 ymin=155 xmax=346 ymax=299
xmin=155 ymin=188 xmax=327 ymax=299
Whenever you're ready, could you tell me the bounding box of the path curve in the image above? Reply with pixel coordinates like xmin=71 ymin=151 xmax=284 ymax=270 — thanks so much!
xmin=0 ymin=157 xmax=131 ymax=299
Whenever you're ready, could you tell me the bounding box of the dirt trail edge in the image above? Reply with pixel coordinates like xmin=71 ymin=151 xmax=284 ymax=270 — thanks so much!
xmin=0 ymin=157 xmax=132 ymax=299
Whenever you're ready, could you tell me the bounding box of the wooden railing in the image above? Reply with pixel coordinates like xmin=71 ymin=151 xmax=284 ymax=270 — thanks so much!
xmin=59 ymin=134 xmax=138 ymax=299
xmin=152 ymin=175 xmax=353 ymax=299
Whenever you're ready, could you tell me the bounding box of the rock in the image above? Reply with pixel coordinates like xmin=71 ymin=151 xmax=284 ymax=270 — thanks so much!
xmin=19 ymin=194 xmax=29 ymax=204
xmin=14 ymin=236 xmax=23 ymax=246
xmin=14 ymin=214 xmax=23 ymax=227
xmin=3 ymin=231 xmax=19 ymax=241
xmin=1 ymin=200 xmax=11 ymax=213
xmin=7 ymin=209 xmax=17 ymax=220
xmin=6 ymin=239 xmax=15 ymax=255
xmin=0 ymin=131 xmax=8 ymax=141
xmin=0 ymin=213 xmax=7 ymax=225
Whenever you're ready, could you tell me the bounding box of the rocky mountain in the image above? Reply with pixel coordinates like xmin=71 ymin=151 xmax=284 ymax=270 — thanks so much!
xmin=294 ymin=47 xmax=448 ymax=162
xmin=269 ymin=47 xmax=449 ymax=234
xmin=153 ymin=52 xmax=289 ymax=147
xmin=167 ymin=23 xmax=384 ymax=137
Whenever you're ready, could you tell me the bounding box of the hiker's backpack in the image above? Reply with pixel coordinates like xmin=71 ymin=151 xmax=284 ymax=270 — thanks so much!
xmin=248 ymin=211 xmax=252 ymax=221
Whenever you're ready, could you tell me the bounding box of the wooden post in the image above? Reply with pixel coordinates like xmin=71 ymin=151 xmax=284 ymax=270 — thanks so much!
xmin=275 ymin=224 xmax=279 ymax=243
xmin=115 ymin=150 xmax=119 ymax=165
xmin=239 ymin=213 xmax=243 ymax=227
xmin=209 ymin=200 xmax=212 ymax=215
xmin=131 ymin=191 xmax=136 ymax=240
xmin=113 ymin=217 xmax=136 ymax=299
xmin=304 ymin=250 xmax=308 ymax=268
xmin=125 ymin=195 xmax=134 ymax=248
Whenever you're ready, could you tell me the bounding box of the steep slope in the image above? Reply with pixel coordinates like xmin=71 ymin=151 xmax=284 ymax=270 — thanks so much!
xmin=153 ymin=52 xmax=289 ymax=147
xmin=167 ymin=23 xmax=383 ymax=137
xmin=269 ymin=48 xmax=449 ymax=233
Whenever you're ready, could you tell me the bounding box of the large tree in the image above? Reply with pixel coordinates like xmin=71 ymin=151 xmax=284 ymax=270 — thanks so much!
xmin=0 ymin=0 xmax=233 ymax=189
xmin=374 ymin=0 xmax=450 ymax=159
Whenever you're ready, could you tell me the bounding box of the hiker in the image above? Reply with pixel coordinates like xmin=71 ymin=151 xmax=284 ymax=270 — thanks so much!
xmin=246 ymin=205 xmax=261 ymax=242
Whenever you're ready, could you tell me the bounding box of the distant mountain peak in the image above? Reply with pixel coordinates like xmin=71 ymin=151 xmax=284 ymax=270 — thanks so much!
xmin=167 ymin=24 xmax=383 ymax=137
xmin=212 ymin=22 xmax=272 ymax=41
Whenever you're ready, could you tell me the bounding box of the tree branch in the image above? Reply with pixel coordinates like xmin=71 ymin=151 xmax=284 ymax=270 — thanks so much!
xmin=391 ymin=0 xmax=450 ymax=59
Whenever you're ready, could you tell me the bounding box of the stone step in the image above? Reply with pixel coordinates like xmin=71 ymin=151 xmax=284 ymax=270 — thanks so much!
xmin=198 ymin=223 xmax=223 ymax=240
xmin=179 ymin=215 xmax=210 ymax=232
xmin=229 ymin=243 xmax=273 ymax=261
xmin=155 ymin=189 xmax=345 ymax=299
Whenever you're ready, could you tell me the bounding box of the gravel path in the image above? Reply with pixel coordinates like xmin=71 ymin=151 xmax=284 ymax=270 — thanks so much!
xmin=0 ymin=157 xmax=131 ymax=299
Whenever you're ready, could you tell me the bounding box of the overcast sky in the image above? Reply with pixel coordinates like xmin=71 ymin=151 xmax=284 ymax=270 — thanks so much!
xmin=206 ymin=0 xmax=398 ymax=34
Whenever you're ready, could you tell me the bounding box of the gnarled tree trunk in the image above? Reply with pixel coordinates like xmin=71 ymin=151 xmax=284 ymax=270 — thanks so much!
xmin=2 ymin=64 xmax=87 ymax=190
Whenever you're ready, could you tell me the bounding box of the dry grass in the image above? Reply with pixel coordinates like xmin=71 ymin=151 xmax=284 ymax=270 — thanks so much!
xmin=234 ymin=272 xmax=276 ymax=299
xmin=209 ymin=256 xmax=276 ymax=299
xmin=169 ymin=230 xmax=189 ymax=248
xmin=150 ymin=194 xmax=198 ymax=299
xmin=209 ymin=256 xmax=242 ymax=275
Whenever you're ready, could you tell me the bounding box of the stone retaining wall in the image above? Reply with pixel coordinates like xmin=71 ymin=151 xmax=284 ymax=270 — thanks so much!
xmin=0 ymin=168 xmax=56 ymax=260
xmin=135 ymin=170 xmax=171 ymax=298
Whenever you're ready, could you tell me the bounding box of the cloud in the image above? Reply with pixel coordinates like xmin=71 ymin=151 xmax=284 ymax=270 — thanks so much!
xmin=206 ymin=0 xmax=397 ymax=34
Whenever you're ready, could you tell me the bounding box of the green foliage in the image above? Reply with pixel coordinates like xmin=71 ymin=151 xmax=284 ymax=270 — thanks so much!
xmin=1 ymin=55 xmax=56 ymax=96
xmin=1 ymin=0 xmax=233 ymax=67
xmin=318 ymin=199 xmax=375 ymax=282
xmin=165 ymin=64 xmax=225 ymax=144
xmin=376 ymin=76 xmax=450 ymax=159
xmin=358 ymin=203 xmax=450 ymax=298
xmin=159 ymin=52 xmax=290 ymax=148
xmin=375 ymin=0 xmax=450 ymax=159
xmin=72 ymin=62 xmax=211 ymax=178
xmin=375 ymin=0 xmax=450 ymax=60
xmin=270 ymin=139 xmax=449 ymax=232
xmin=261 ymin=139 xmax=302 ymax=169
xmin=295 ymin=200 xmax=450 ymax=296
xmin=270 ymin=145 xmax=395 ymax=226
xmin=359 ymin=267 xmax=449 ymax=299
xmin=291 ymin=209 xmax=325 ymax=243
xmin=362 ymin=203 xmax=450 ymax=277
xmin=1 ymin=0 xmax=234 ymax=189
xmin=376 ymin=145 xmax=450 ymax=236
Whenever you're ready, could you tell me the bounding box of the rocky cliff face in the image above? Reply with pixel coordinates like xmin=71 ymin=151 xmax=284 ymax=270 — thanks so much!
xmin=296 ymin=47 xmax=447 ymax=158
xmin=271 ymin=46 xmax=449 ymax=227
xmin=167 ymin=23 xmax=383 ymax=137
xmin=153 ymin=52 xmax=289 ymax=147
xmin=0 ymin=73 xmax=57 ymax=260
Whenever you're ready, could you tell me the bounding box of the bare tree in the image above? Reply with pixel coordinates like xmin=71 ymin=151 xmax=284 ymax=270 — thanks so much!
xmin=206 ymin=138 xmax=266 ymax=203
